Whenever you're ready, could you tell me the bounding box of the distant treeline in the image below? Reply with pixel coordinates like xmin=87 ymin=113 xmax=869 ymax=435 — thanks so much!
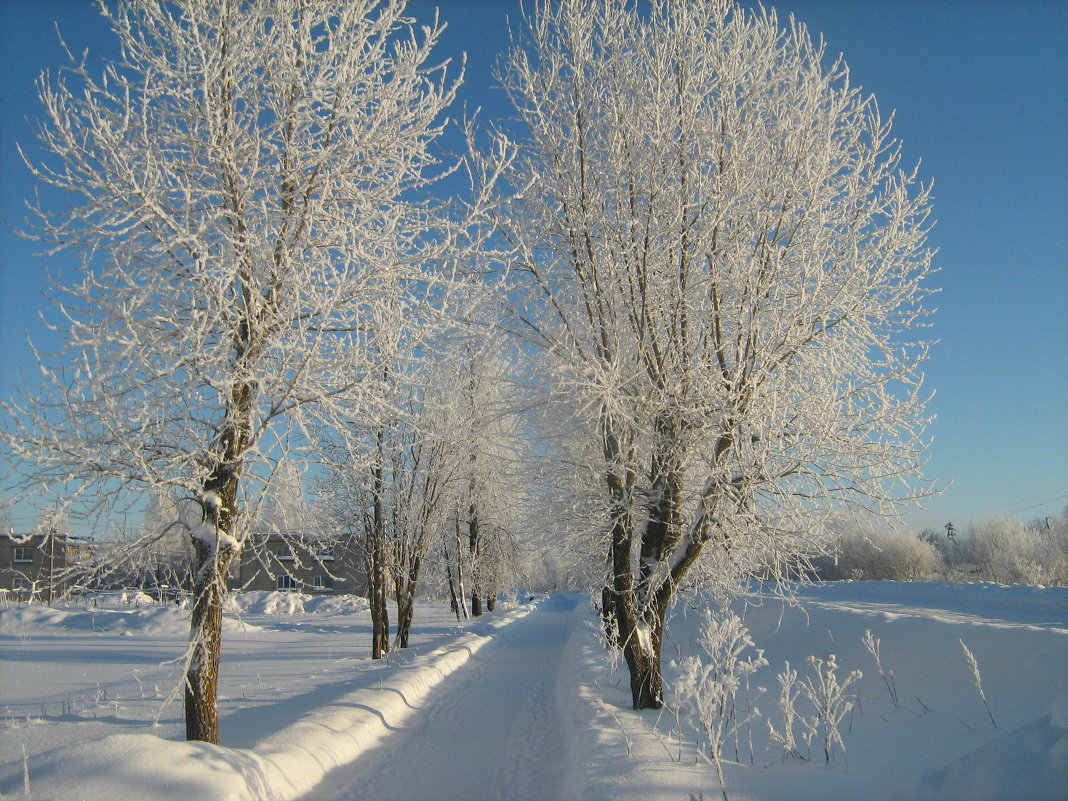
xmin=813 ymin=511 xmax=1068 ymax=586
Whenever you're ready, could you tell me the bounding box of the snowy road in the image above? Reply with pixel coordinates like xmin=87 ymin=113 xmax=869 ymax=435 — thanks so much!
xmin=303 ymin=594 xmax=586 ymax=801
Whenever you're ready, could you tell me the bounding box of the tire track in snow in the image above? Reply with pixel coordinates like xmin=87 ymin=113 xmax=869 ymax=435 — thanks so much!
xmin=309 ymin=594 xmax=584 ymax=801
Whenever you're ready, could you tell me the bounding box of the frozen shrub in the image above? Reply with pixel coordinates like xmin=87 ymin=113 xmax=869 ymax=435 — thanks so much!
xmin=766 ymin=653 xmax=862 ymax=763
xmin=767 ymin=661 xmax=803 ymax=758
xmin=799 ymin=654 xmax=862 ymax=763
xmin=672 ymin=608 xmax=767 ymax=799
xmin=810 ymin=511 xmax=1068 ymax=586
xmin=815 ymin=527 xmax=940 ymax=581
xmin=964 ymin=515 xmax=1068 ymax=585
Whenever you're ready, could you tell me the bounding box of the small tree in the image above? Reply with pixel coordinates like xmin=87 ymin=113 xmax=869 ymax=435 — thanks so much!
xmin=3 ymin=0 xmax=466 ymax=744
xmin=497 ymin=0 xmax=935 ymax=708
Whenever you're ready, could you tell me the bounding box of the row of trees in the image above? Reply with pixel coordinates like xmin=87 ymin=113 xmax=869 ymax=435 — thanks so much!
xmin=1 ymin=0 xmax=936 ymax=744
xmin=315 ymin=333 xmax=527 ymax=654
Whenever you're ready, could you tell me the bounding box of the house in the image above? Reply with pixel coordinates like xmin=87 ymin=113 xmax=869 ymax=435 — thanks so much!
xmin=230 ymin=531 xmax=366 ymax=595
xmin=0 ymin=531 xmax=93 ymax=602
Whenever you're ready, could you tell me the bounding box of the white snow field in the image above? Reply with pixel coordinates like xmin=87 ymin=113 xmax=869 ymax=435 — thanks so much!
xmin=1 ymin=582 xmax=1066 ymax=801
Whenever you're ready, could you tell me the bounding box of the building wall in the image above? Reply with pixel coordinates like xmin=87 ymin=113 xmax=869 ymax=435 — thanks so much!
xmin=232 ymin=532 xmax=367 ymax=596
xmin=0 ymin=533 xmax=90 ymax=601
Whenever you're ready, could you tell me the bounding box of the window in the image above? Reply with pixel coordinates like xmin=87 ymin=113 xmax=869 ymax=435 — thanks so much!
xmin=13 ymin=576 xmax=32 ymax=592
xmin=316 ymin=548 xmax=335 ymax=562
xmin=276 ymin=574 xmax=295 ymax=590
xmin=313 ymin=575 xmax=332 ymax=590
xmin=277 ymin=544 xmax=294 ymax=561
xmin=13 ymin=547 xmax=32 ymax=563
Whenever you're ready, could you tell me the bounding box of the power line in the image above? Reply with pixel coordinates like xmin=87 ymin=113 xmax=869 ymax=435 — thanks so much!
xmin=1005 ymin=491 xmax=1068 ymax=517
xmin=1002 ymin=485 xmax=1068 ymax=513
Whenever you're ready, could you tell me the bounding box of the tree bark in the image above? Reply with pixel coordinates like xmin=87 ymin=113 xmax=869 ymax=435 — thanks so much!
xmin=468 ymin=502 xmax=483 ymax=617
xmin=369 ymin=434 xmax=390 ymax=660
xmin=395 ymin=589 xmax=414 ymax=649
xmin=185 ymin=383 xmax=251 ymax=744
xmin=369 ymin=547 xmax=390 ymax=658
xmin=443 ymin=539 xmax=462 ymax=621
xmin=600 ymin=407 xmax=683 ymax=710
xmin=453 ymin=514 xmax=468 ymax=620
xmin=394 ymin=561 xmax=421 ymax=649
xmin=599 ymin=583 xmax=619 ymax=648
xmin=184 ymin=534 xmax=237 ymax=743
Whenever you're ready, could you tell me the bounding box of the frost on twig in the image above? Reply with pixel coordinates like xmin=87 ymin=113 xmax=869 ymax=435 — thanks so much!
xmin=862 ymin=629 xmax=899 ymax=708
xmin=799 ymin=654 xmax=862 ymax=764
xmin=672 ymin=608 xmax=767 ymax=801
xmin=767 ymin=661 xmax=803 ymax=759
xmin=960 ymin=639 xmax=997 ymax=728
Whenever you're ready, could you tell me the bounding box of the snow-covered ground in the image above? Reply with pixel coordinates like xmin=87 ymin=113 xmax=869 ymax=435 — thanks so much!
xmin=1 ymin=582 xmax=1066 ymax=800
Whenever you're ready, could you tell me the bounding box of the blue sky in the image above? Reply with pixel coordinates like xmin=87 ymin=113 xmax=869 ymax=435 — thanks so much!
xmin=1 ymin=0 xmax=1065 ymax=534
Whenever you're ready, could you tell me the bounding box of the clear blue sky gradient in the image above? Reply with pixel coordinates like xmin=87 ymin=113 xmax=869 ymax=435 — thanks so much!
xmin=1 ymin=0 xmax=1065 ymax=533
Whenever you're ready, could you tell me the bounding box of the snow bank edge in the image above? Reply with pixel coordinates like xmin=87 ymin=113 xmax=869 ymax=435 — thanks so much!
xmin=0 ymin=604 xmax=533 ymax=801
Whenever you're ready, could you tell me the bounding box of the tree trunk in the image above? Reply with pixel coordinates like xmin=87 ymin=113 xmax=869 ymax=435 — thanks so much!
xmin=453 ymin=515 xmax=468 ymax=620
xmin=185 ymin=389 xmax=250 ymax=744
xmin=601 ymin=407 xmax=670 ymax=710
xmin=623 ymin=632 xmax=663 ymax=710
xmin=369 ymin=551 xmax=390 ymax=658
xmin=486 ymin=595 xmax=495 ymax=612
xmin=369 ymin=439 xmax=390 ymax=660
xmin=394 ymin=561 xmax=421 ymax=649
xmin=600 ymin=583 xmax=619 ymax=648
xmin=369 ymin=542 xmax=390 ymax=662
xmin=617 ymin=413 xmax=684 ymax=710
xmin=185 ymin=536 xmax=236 ymax=743
xmin=467 ymin=502 xmax=482 ymax=617
xmin=395 ymin=589 xmax=414 ymax=649
xmin=608 ymin=531 xmax=666 ymax=709
xmin=443 ymin=539 xmax=462 ymax=621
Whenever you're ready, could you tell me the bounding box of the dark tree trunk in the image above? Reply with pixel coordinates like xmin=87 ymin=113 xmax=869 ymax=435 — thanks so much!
xmin=185 ymin=384 xmax=251 ymax=744
xmin=623 ymin=632 xmax=663 ymax=709
xmin=486 ymin=595 xmax=495 ymax=612
xmin=453 ymin=515 xmax=468 ymax=620
xmin=468 ymin=502 xmax=483 ymax=617
xmin=369 ymin=437 xmax=390 ymax=660
xmin=369 ymin=551 xmax=390 ymax=658
xmin=600 ymin=407 xmax=687 ymax=711
xmin=600 ymin=583 xmax=619 ymax=648
xmin=394 ymin=561 xmax=422 ymax=649
xmin=395 ymin=590 xmax=414 ymax=649
xmin=443 ymin=540 xmax=461 ymax=621
xmin=185 ymin=535 xmax=237 ymax=743
xmin=369 ymin=551 xmax=390 ymax=662
xmin=607 ymin=460 xmax=665 ymax=707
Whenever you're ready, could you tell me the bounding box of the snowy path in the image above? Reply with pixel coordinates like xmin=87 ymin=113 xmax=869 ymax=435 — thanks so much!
xmin=4 ymin=584 xmax=1066 ymax=801
xmin=304 ymin=594 xmax=586 ymax=801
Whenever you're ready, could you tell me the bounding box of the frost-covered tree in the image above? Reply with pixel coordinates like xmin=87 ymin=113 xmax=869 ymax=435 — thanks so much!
xmin=256 ymin=457 xmax=309 ymax=533
xmin=446 ymin=341 xmax=527 ymax=616
xmin=316 ymin=316 xmax=529 ymax=645
xmin=2 ymin=0 xmax=469 ymax=744
xmin=497 ymin=0 xmax=936 ymax=708
xmin=137 ymin=486 xmax=196 ymax=589
xmin=315 ymin=337 xmax=445 ymax=658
